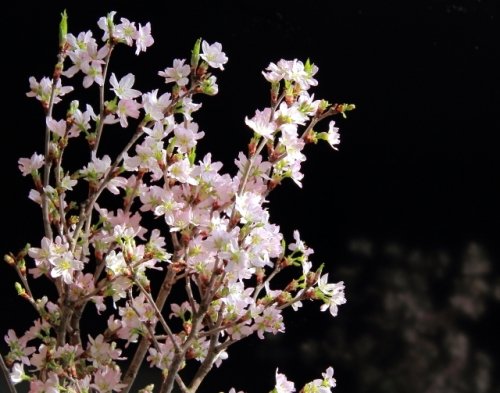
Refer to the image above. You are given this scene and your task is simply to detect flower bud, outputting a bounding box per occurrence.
[4,253,16,266]
[15,282,25,296]
[191,38,202,70]
[59,10,68,50]
[139,385,155,393]
[337,103,356,118]
[18,258,26,276]
[317,99,331,115]
[285,280,298,292]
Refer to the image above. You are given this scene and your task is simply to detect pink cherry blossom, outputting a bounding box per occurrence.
[26,76,73,104]
[326,120,340,150]
[49,251,84,284]
[9,363,25,384]
[46,117,67,138]
[80,152,112,181]
[288,229,314,257]
[97,11,117,41]
[115,18,137,46]
[134,22,154,55]
[245,107,276,139]
[9,13,352,393]
[91,365,126,392]
[142,89,171,121]
[318,276,346,317]
[201,40,228,70]
[172,123,205,153]
[110,73,141,99]
[116,98,141,127]
[18,153,44,177]
[159,58,191,86]
[253,306,285,339]
[87,334,123,367]
[275,369,296,393]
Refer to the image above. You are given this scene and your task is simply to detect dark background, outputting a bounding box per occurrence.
[1,1,498,392]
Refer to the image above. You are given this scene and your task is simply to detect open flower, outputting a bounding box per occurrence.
[201,40,228,70]
[110,73,141,99]
[245,108,276,139]
[49,251,84,284]
[159,59,191,86]
[18,153,44,177]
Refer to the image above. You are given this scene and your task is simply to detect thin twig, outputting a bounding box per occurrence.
[126,290,162,353]
[188,304,225,392]
[93,43,115,154]
[184,275,198,316]
[253,263,281,302]
[133,279,180,353]
[175,374,190,393]
[41,50,67,239]
[0,355,17,393]
[121,265,177,393]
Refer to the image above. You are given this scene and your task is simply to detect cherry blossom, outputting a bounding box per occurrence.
[142,89,172,121]
[18,153,44,177]
[245,108,276,139]
[110,73,141,99]
[201,40,228,70]
[274,369,296,393]
[116,98,141,127]
[317,276,347,317]
[80,153,112,181]
[325,120,341,150]
[115,18,137,46]
[87,334,123,366]
[91,366,127,393]
[9,363,25,385]
[26,77,73,104]
[135,22,154,55]
[97,11,118,42]
[158,58,191,86]
[5,11,355,393]
[46,117,67,138]
[288,229,314,257]
[49,251,84,284]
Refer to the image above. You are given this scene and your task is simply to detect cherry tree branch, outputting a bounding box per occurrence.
[0,355,17,393]
[93,43,115,154]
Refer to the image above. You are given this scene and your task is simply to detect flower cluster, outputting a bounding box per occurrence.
[2,10,353,393]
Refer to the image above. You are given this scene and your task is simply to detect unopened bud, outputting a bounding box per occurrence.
[256,267,265,285]
[4,254,15,266]
[18,259,26,275]
[304,130,317,144]
[196,62,209,77]
[317,99,330,115]
[271,82,280,105]
[15,282,25,296]
[285,280,298,292]
[276,291,292,305]
[139,385,155,393]
[59,10,68,50]
[191,38,202,70]
[306,271,317,287]
[105,98,118,114]
[248,138,257,156]
[68,215,79,226]
[337,103,356,118]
